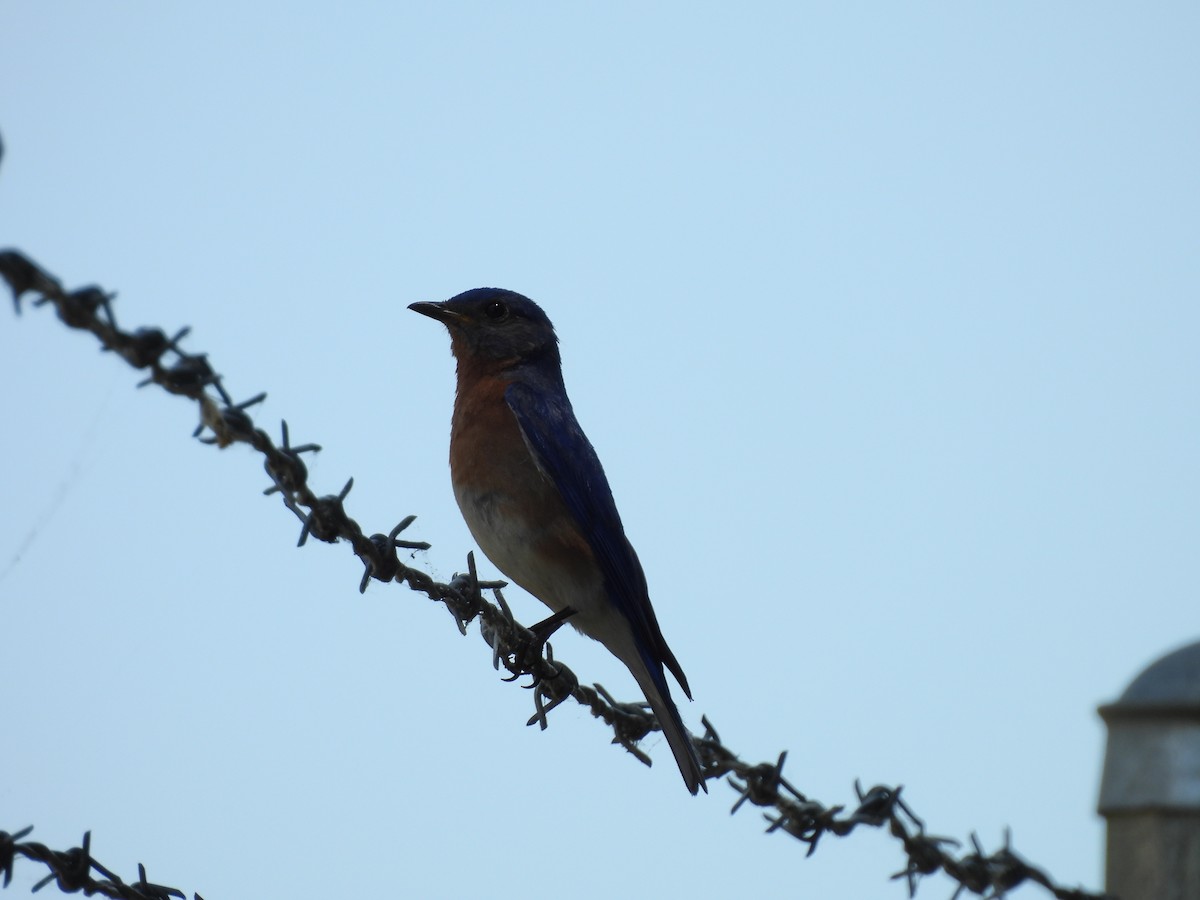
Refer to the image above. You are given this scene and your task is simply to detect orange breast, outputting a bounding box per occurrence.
[448,370,600,615]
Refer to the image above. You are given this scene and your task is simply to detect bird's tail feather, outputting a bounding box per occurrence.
[629,652,707,795]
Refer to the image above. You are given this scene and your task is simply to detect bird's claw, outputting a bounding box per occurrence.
[499,606,576,685]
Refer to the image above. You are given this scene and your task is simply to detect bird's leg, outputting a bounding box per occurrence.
[499,606,577,683]
[526,606,576,654]
[513,607,573,705]
[512,606,577,679]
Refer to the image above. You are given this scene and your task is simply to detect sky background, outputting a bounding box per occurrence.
[1,3,1197,898]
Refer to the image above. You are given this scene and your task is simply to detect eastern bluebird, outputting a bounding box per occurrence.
[410,288,705,795]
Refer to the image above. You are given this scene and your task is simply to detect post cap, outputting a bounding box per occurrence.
[1098,640,1200,814]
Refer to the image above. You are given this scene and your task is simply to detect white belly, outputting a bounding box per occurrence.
[454,482,616,640]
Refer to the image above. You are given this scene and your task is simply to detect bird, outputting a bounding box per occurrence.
[409,287,706,795]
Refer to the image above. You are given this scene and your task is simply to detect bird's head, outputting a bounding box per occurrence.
[409,288,560,367]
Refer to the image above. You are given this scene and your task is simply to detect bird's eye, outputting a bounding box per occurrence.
[484,300,509,320]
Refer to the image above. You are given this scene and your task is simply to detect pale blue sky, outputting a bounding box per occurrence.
[1,3,1197,898]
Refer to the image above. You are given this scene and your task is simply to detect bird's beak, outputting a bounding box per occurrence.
[408,301,466,325]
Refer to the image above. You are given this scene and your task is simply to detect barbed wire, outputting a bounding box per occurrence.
[0,827,196,900]
[1,247,1112,900]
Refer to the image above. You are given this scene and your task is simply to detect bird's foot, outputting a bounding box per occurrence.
[509,606,576,678]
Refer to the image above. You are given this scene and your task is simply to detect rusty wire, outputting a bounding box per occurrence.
[1,247,1112,900]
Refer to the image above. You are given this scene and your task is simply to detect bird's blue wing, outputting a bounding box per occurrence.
[505,380,691,697]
